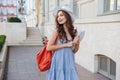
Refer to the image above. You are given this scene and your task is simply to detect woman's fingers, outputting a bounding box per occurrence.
[73,37,79,44]
[66,42,74,47]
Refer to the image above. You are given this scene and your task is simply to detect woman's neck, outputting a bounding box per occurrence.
[63,24,72,39]
[63,24,68,33]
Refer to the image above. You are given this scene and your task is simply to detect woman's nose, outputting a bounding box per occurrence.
[58,17,61,20]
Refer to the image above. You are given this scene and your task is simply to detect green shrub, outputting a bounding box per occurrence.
[0,35,6,52]
[8,17,21,22]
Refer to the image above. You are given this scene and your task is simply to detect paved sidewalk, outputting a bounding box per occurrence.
[76,64,110,80]
[5,46,110,80]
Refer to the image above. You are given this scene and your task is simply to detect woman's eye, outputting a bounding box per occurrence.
[57,14,64,18]
[60,14,63,16]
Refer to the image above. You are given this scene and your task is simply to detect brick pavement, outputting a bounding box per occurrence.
[4,46,110,80]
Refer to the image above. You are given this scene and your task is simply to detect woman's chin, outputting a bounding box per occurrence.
[58,23,62,25]
[59,22,65,25]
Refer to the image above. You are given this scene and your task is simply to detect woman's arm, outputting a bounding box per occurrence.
[46,30,73,51]
[72,36,80,53]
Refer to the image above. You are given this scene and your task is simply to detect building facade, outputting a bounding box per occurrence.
[0,0,17,22]
[38,0,120,80]
[0,0,27,22]
[25,0,37,27]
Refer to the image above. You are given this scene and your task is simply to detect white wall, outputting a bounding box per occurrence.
[40,0,120,80]
[0,23,6,35]
[0,23,26,44]
[75,22,120,76]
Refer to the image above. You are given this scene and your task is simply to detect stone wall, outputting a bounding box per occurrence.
[0,23,26,45]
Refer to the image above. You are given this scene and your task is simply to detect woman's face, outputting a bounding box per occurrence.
[57,11,67,24]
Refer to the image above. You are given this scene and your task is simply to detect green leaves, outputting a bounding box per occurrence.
[7,17,21,22]
[0,35,6,52]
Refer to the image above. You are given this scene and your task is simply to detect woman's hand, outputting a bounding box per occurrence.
[72,36,80,53]
[65,36,80,48]
[73,36,80,45]
[65,42,74,47]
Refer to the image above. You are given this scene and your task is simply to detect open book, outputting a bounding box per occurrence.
[77,29,85,41]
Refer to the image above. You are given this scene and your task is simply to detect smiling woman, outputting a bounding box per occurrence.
[46,5,80,80]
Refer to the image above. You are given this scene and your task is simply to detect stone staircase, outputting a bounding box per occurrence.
[20,27,43,46]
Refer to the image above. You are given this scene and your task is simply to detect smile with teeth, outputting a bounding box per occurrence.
[59,19,63,22]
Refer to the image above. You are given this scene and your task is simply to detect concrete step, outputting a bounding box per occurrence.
[27,31,41,33]
[20,39,43,45]
[8,43,44,46]
[27,27,41,38]
[19,42,43,46]
[27,34,41,37]
[19,27,43,46]
[27,28,40,32]
[20,42,43,45]
[22,40,42,43]
[27,27,39,29]
[26,37,42,41]
[26,39,42,41]
[27,29,40,32]
[27,37,41,40]
[27,26,40,28]
[25,38,42,40]
[27,32,41,34]
[27,31,41,35]
[27,29,40,33]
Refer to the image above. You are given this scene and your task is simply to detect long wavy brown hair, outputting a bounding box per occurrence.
[55,10,77,43]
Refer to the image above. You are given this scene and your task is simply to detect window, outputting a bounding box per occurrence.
[73,0,79,18]
[13,0,17,6]
[2,8,7,15]
[55,0,60,14]
[117,0,120,10]
[56,0,60,7]
[98,0,120,15]
[104,0,120,13]
[98,55,116,80]
[110,60,116,77]
[2,0,7,6]
[73,3,79,18]
[0,0,2,5]
[99,57,107,72]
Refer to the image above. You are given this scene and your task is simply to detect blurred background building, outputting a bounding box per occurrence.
[0,0,29,22]
[0,0,17,22]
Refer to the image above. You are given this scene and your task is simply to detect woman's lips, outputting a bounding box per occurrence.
[59,20,62,22]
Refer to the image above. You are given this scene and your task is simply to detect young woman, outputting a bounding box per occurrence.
[46,6,80,80]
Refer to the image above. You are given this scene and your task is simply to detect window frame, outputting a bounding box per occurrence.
[73,1,79,18]
[73,0,80,19]
[98,55,116,80]
[97,0,120,16]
